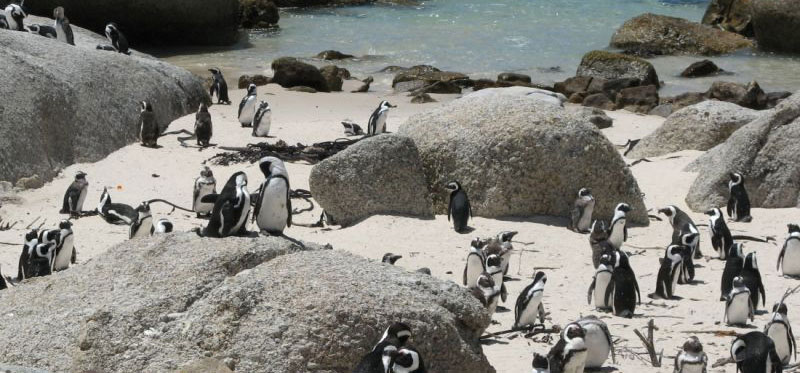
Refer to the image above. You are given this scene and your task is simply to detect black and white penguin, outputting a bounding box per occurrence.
[706,207,733,260]
[139,101,158,147]
[17,229,38,280]
[194,103,212,147]
[496,231,517,275]
[674,336,707,373]
[26,24,56,38]
[659,205,702,259]
[53,7,74,45]
[547,323,588,373]
[28,240,56,278]
[486,254,507,302]
[463,239,485,289]
[382,253,402,264]
[569,188,595,233]
[730,331,782,373]
[60,171,88,216]
[3,3,25,31]
[604,250,640,318]
[373,322,411,351]
[48,220,76,271]
[129,202,153,239]
[208,68,231,104]
[778,224,800,277]
[391,347,426,373]
[151,218,173,235]
[577,316,615,369]
[97,188,138,225]
[193,166,217,218]
[252,101,272,137]
[0,15,8,29]
[607,203,631,250]
[252,156,291,235]
[742,252,766,310]
[589,220,614,269]
[532,353,550,373]
[367,100,395,135]
[342,120,364,136]
[765,302,796,365]
[445,181,472,233]
[354,341,398,373]
[677,231,699,285]
[651,244,683,300]
[104,23,130,54]
[200,171,251,238]
[238,84,258,127]
[514,271,547,328]
[725,276,754,326]
[728,172,752,222]
[471,272,500,315]
[721,242,745,301]
[587,253,614,310]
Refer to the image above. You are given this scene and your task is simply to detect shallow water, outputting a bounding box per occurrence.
[152,0,800,95]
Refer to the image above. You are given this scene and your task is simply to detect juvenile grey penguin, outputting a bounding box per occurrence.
[730,331,782,373]
[193,166,217,218]
[139,101,159,147]
[252,101,272,137]
[392,347,426,373]
[607,203,631,250]
[674,336,707,373]
[577,316,615,369]
[129,202,153,239]
[60,171,88,216]
[570,188,595,233]
[252,156,291,235]
[463,239,486,289]
[728,172,752,222]
[238,84,258,127]
[721,243,745,301]
[53,7,74,45]
[725,276,754,326]
[3,3,25,31]
[194,103,212,147]
[706,207,733,260]
[589,220,614,268]
[764,302,796,365]
[151,218,173,234]
[650,244,683,300]
[547,323,588,373]
[199,171,251,238]
[208,68,231,104]
[604,250,640,318]
[514,271,547,328]
[101,23,130,54]
[778,224,800,277]
[588,253,614,310]
[445,181,472,233]
[367,100,395,135]
[741,252,766,311]
[382,253,402,264]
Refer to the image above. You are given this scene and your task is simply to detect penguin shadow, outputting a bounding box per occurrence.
[683,280,707,286]
[479,338,509,346]
[494,215,568,228]
[140,144,164,149]
[495,306,512,313]
[586,368,618,373]
[754,309,769,316]
[456,226,476,234]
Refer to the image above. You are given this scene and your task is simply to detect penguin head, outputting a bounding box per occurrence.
[136,201,151,215]
[531,353,549,370]
[578,187,592,198]
[598,253,614,269]
[730,336,748,362]
[53,6,65,20]
[477,272,495,289]
[485,254,502,269]
[657,205,676,221]
[497,231,517,243]
[75,171,87,180]
[683,336,703,354]
[378,100,396,110]
[590,220,607,237]
[470,237,485,250]
[208,67,221,76]
[24,229,38,243]
[258,156,286,178]
[732,276,745,288]
[728,242,744,259]
[563,322,585,341]
[392,347,423,373]
[6,4,25,23]
[614,250,630,269]
[0,18,8,29]
[105,23,119,38]
[744,252,758,270]
[445,181,461,193]
[788,224,800,234]
[382,322,412,347]
[729,172,743,185]
[200,166,213,178]
[773,302,788,316]
[140,101,153,112]
[247,84,257,96]
[532,271,547,290]
[615,203,631,214]
[58,220,72,230]
[382,253,402,264]
[704,208,721,217]
[198,103,208,113]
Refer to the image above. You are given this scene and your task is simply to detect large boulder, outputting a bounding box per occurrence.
[752,0,800,53]
[26,0,240,45]
[610,13,754,55]
[240,0,280,29]
[702,0,755,36]
[576,50,659,88]
[686,92,800,211]
[309,135,434,226]
[0,28,208,185]
[706,81,767,110]
[629,101,760,158]
[392,65,469,90]
[0,233,493,372]
[465,86,566,107]
[270,57,330,92]
[615,85,659,113]
[398,92,648,225]
[319,65,350,92]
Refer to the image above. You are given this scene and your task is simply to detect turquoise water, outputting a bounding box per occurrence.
[155,0,800,95]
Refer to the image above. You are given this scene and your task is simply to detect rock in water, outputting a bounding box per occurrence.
[752,0,800,53]
[309,135,433,226]
[319,65,349,92]
[398,90,648,225]
[576,50,660,88]
[315,50,355,60]
[681,60,722,78]
[497,72,532,84]
[392,65,469,90]
[706,81,767,110]
[270,57,330,92]
[240,0,280,28]
[629,101,760,158]
[702,0,755,36]
[0,233,493,372]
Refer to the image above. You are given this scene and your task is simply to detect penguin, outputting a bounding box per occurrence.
[17,229,38,281]
[50,220,76,271]
[471,272,500,315]
[706,207,733,260]
[730,331,783,373]
[569,188,595,233]
[589,220,614,268]
[0,265,7,290]
[677,232,699,285]
[486,254,507,302]
[0,15,8,29]
[587,253,615,310]
[200,171,251,238]
[342,120,364,136]
[547,323,588,373]
[252,101,272,137]
[382,253,402,264]
[674,336,707,373]
[607,203,631,250]
[367,100,395,135]
[252,157,291,235]
[28,240,56,278]
[604,250,640,318]
[194,103,212,147]
[151,218,173,235]
[532,353,550,373]
[577,316,615,369]
[139,101,159,147]
[3,3,25,31]
[391,347,426,373]
[496,231,517,275]
[104,23,130,55]
[741,252,766,310]
[238,84,258,127]
[193,166,217,218]
[721,243,745,301]
[728,172,752,222]
[60,171,88,216]
[778,224,800,277]
[26,24,57,38]
[725,276,754,326]
[514,271,547,328]
[208,68,231,104]
[353,341,398,373]
[53,7,74,45]
[97,188,137,225]
[129,202,153,239]
[651,244,683,300]
[659,205,703,259]
[445,181,472,233]
[373,322,411,351]
[463,240,486,289]
[765,302,796,365]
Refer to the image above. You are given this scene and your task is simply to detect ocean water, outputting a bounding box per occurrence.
[154,0,800,95]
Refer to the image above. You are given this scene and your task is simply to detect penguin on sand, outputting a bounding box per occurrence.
[659,205,703,259]
[728,172,752,222]
[569,187,595,233]
[238,84,258,127]
[607,203,631,250]
[589,220,614,269]
[725,276,754,326]
[194,103,212,147]
[777,224,800,277]
[129,202,153,239]
[706,207,733,260]
[367,100,396,135]
[193,166,217,218]
[139,101,159,147]
[587,253,614,310]
[26,24,57,38]
[730,331,783,373]
[252,101,272,137]
[208,68,231,104]
[17,229,38,280]
[445,181,472,233]
[514,271,547,328]
[96,188,138,225]
[53,7,74,45]
[496,230,517,275]
[198,171,251,238]
[100,23,130,54]
[764,302,796,365]
[463,239,486,289]
[471,272,501,316]
[485,254,507,302]
[674,336,707,373]
[45,220,76,271]
[721,243,746,301]
[577,316,615,369]
[60,171,88,217]
[252,156,291,235]
[741,252,766,311]
[547,322,588,373]
[604,250,640,318]
[650,244,683,300]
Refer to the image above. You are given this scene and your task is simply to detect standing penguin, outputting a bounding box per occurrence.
[496,231,517,275]
[445,181,472,233]
[677,232,699,285]
[674,336,707,373]
[139,101,159,147]
[391,348,426,373]
[570,188,595,233]
[252,157,291,235]
[730,331,783,373]
[577,316,615,369]
[151,218,173,234]
[547,323,588,373]
[778,224,800,277]
[485,254,507,302]
[463,240,486,289]
[208,68,231,104]
[367,100,395,135]
[765,302,796,365]
[706,208,733,260]
[60,171,88,216]
[725,276,754,326]
[741,252,766,310]
[607,203,631,250]
[588,253,615,310]
[200,172,251,238]
[589,220,614,268]
[650,244,683,300]
[659,205,703,259]
[28,241,56,278]
[353,341,398,373]
[129,202,153,239]
[3,3,25,31]
[728,172,752,222]
[194,103,212,147]
[193,166,217,218]
[51,220,76,271]
[604,250,640,318]
[471,272,501,316]
[252,101,272,137]
[104,23,130,54]
[238,84,258,127]
[53,7,74,45]
[514,271,547,328]
[17,229,38,281]
[721,243,745,301]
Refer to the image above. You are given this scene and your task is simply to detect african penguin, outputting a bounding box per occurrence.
[731,331,783,373]
[138,101,159,147]
[471,272,500,316]
[532,353,550,373]
[706,207,733,260]
[0,15,8,29]
[650,244,683,300]
[721,243,745,301]
[17,229,38,280]
[496,231,517,275]
[446,181,472,233]
[382,253,402,264]
[486,254,507,302]
[589,220,614,269]
[28,240,56,278]
[104,23,130,54]
[60,171,88,216]
[253,156,291,235]
[570,188,595,233]
[765,302,796,365]
[587,253,614,310]
[238,84,258,127]
[659,205,703,259]
[194,103,212,147]
[373,322,411,351]
[129,202,153,239]
[252,101,272,137]
[200,171,251,238]
[367,100,395,135]
[463,239,486,289]
[97,188,138,226]
[0,265,7,290]
[728,172,752,222]
[3,3,25,31]
[778,224,800,277]
[342,120,364,136]
[742,252,766,310]
[514,271,547,328]
[26,24,56,38]
[607,203,631,250]
[547,322,588,373]
[51,220,75,271]
[193,166,217,218]
[604,250,640,318]
[392,347,426,373]
[53,7,74,45]
[674,336,707,373]
[725,276,754,326]
[151,218,173,235]
[577,316,615,369]
[208,68,231,104]
[354,341,398,373]
[677,232,699,285]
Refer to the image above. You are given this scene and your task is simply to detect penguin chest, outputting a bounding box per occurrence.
[563,346,588,373]
[465,255,483,289]
[517,292,542,327]
[194,184,216,215]
[767,323,791,363]
[670,263,681,293]
[253,112,272,137]
[726,293,751,325]
[783,241,800,275]
[373,112,387,134]
[231,192,251,233]
[52,234,73,271]
[131,216,153,239]
[608,221,625,248]
[256,181,289,232]
[594,272,612,309]
[239,98,256,125]
[582,325,610,368]
[76,187,87,211]
[577,204,594,231]
[679,361,705,373]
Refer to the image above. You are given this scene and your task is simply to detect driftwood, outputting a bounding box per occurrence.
[208,138,362,166]
[633,319,662,367]
[0,217,16,231]
[480,323,560,340]
[682,329,738,337]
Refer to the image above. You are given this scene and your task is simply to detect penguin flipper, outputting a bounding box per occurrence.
[500,283,507,303]
[603,281,614,308]
[462,263,468,286]
[778,241,787,272]
[201,194,219,204]
[758,278,766,307]
[634,277,641,304]
[286,187,292,228]
[71,247,77,264]
[727,197,734,218]
[538,302,545,324]
[587,277,596,305]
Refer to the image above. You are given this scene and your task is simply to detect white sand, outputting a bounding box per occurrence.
[1,82,797,373]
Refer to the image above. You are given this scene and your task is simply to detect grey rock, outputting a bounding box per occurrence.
[270,57,330,92]
[15,174,44,190]
[686,91,800,211]
[315,50,354,60]
[629,101,760,158]
[411,93,437,104]
[175,358,233,373]
[680,60,722,78]
[649,103,675,118]
[309,135,434,226]
[702,0,755,36]
[238,74,271,89]
[394,79,427,93]
[319,65,349,92]
[554,76,594,97]
[398,94,648,225]
[706,80,767,109]
[465,87,566,107]
[582,93,616,111]
[752,0,800,53]
[576,50,659,88]
[351,76,374,93]
[497,72,532,84]
[240,0,280,28]
[287,86,318,93]
[616,85,659,113]
[766,91,792,109]
[566,106,614,129]
[601,77,641,98]
[392,65,469,89]
[662,92,709,111]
